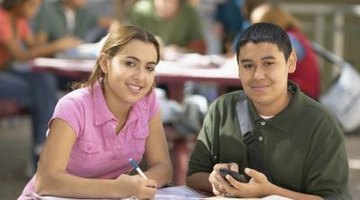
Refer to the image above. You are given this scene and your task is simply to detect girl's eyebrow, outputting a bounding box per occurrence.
[124,56,140,62]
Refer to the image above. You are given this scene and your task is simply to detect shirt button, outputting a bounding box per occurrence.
[259,136,264,141]
[260,121,266,126]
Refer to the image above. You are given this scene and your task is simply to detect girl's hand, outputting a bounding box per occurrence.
[116,174,158,199]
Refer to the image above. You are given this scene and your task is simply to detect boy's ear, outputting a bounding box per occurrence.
[99,53,109,74]
[287,51,297,73]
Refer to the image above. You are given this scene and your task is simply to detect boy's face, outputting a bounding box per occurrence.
[238,42,296,109]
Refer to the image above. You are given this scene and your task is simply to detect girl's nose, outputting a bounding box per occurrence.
[132,67,145,80]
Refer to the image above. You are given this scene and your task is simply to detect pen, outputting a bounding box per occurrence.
[129,158,148,179]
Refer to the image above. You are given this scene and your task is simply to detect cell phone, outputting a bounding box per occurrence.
[219,168,248,183]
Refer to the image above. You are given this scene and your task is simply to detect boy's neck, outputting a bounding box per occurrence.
[254,91,292,116]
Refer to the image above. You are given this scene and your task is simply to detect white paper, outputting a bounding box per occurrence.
[155,185,206,199]
[27,185,206,200]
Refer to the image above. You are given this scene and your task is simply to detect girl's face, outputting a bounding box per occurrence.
[19,0,41,19]
[100,39,158,106]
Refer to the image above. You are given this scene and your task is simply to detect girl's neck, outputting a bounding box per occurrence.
[101,79,132,120]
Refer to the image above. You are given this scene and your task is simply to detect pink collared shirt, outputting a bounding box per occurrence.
[19,81,159,198]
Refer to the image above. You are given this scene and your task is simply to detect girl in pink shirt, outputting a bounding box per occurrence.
[19,25,173,199]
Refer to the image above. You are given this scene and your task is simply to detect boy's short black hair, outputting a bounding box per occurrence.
[235,22,292,63]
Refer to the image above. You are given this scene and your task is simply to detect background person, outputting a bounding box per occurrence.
[32,0,112,44]
[130,0,206,55]
[0,0,79,175]
[32,0,113,91]
[130,0,211,104]
[186,22,351,199]
[213,0,248,57]
[18,25,173,200]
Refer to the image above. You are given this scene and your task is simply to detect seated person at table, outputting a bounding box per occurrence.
[186,22,351,199]
[31,0,113,91]
[130,0,212,121]
[213,0,248,56]
[0,0,79,175]
[32,0,112,44]
[129,0,206,55]
[19,25,172,200]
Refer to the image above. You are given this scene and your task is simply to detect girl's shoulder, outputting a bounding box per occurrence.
[62,87,91,100]
[57,87,93,109]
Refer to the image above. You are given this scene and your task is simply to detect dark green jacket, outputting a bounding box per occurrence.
[188,82,351,199]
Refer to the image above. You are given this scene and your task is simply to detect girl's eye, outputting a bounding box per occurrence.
[125,61,136,67]
[146,66,155,72]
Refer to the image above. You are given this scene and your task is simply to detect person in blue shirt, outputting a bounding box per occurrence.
[213,0,248,56]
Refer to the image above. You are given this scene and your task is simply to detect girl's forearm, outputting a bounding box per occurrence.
[35,172,126,198]
[145,162,173,187]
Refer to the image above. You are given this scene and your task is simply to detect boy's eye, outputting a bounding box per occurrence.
[264,62,273,66]
[243,63,253,68]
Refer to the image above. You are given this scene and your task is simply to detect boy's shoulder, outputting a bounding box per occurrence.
[214,90,246,104]
[208,90,246,113]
